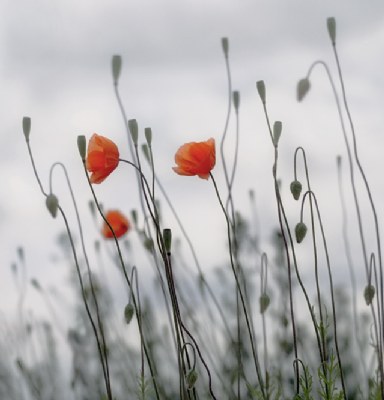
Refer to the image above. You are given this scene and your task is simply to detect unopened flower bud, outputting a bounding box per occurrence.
[186,369,198,390]
[233,91,240,111]
[128,119,138,145]
[46,194,59,218]
[77,135,86,160]
[144,127,152,146]
[256,80,266,104]
[163,228,172,254]
[295,222,307,243]
[31,278,41,291]
[141,144,150,162]
[259,293,270,314]
[131,209,138,225]
[22,117,31,141]
[297,78,311,102]
[273,121,282,147]
[124,303,134,324]
[327,17,336,45]
[364,284,375,305]
[112,55,122,85]
[290,180,302,200]
[221,37,229,57]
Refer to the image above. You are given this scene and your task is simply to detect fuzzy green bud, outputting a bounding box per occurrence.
[256,80,266,104]
[144,127,152,146]
[297,78,311,102]
[22,117,31,141]
[327,17,336,45]
[221,37,229,57]
[112,55,122,85]
[124,303,134,324]
[290,180,302,200]
[273,121,282,147]
[233,91,240,111]
[186,369,198,390]
[364,284,375,305]
[163,228,172,254]
[295,222,307,244]
[259,293,270,314]
[128,119,138,145]
[77,135,86,160]
[46,194,59,218]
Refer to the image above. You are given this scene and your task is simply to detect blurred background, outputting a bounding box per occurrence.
[1,0,384,397]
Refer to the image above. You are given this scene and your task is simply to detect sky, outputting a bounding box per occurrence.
[1,0,384,364]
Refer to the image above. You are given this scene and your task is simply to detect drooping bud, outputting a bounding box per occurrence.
[77,135,86,160]
[297,78,311,102]
[128,119,138,145]
[295,222,307,244]
[124,303,134,324]
[273,121,282,147]
[221,37,229,57]
[256,80,266,104]
[185,369,198,390]
[364,284,375,305]
[163,228,172,254]
[144,127,152,146]
[233,91,240,112]
[46,194,59,218]
[327,17,336,45]
[112,55,122,85]
[259,293,270,314]
[22,117,31,141]
[290,180,302,200]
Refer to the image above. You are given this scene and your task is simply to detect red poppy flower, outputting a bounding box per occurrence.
[102,210,130,239]
[86,134,119,184]
[172,138,215,179]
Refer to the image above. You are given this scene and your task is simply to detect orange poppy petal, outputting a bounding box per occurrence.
[86,134,120,184]
[173,138,215,178]
[102,210,130,239]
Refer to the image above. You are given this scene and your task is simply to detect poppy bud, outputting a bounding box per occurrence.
[46,194,59,218]
[144,127,152,146]
[256,80,266,104]
[128,119,138,145]
[112,55,122,85]
[31,278,41,291]
[273,121,282,147]
[290,180,302,200]
[295,222,307,243]
[144,237,154,252]
[297,78,311,102]
[327,17,336,45]
[77,135,86,160]
[22,116,31,141]
[163,228,172,254]
[259,293,270,314]
[186,369,198,390]
[141,144,150,162]
[233,91,240,111]
[131,209,138,226]
[364,284,375,305]
[124,303,134,324]
[221,37,229,57]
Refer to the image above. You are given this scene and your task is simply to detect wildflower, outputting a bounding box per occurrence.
[102,210,130,239]
[86,134,119,184]
[173,138,215,180]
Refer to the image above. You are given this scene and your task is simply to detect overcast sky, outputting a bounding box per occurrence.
[1,0,384,344]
